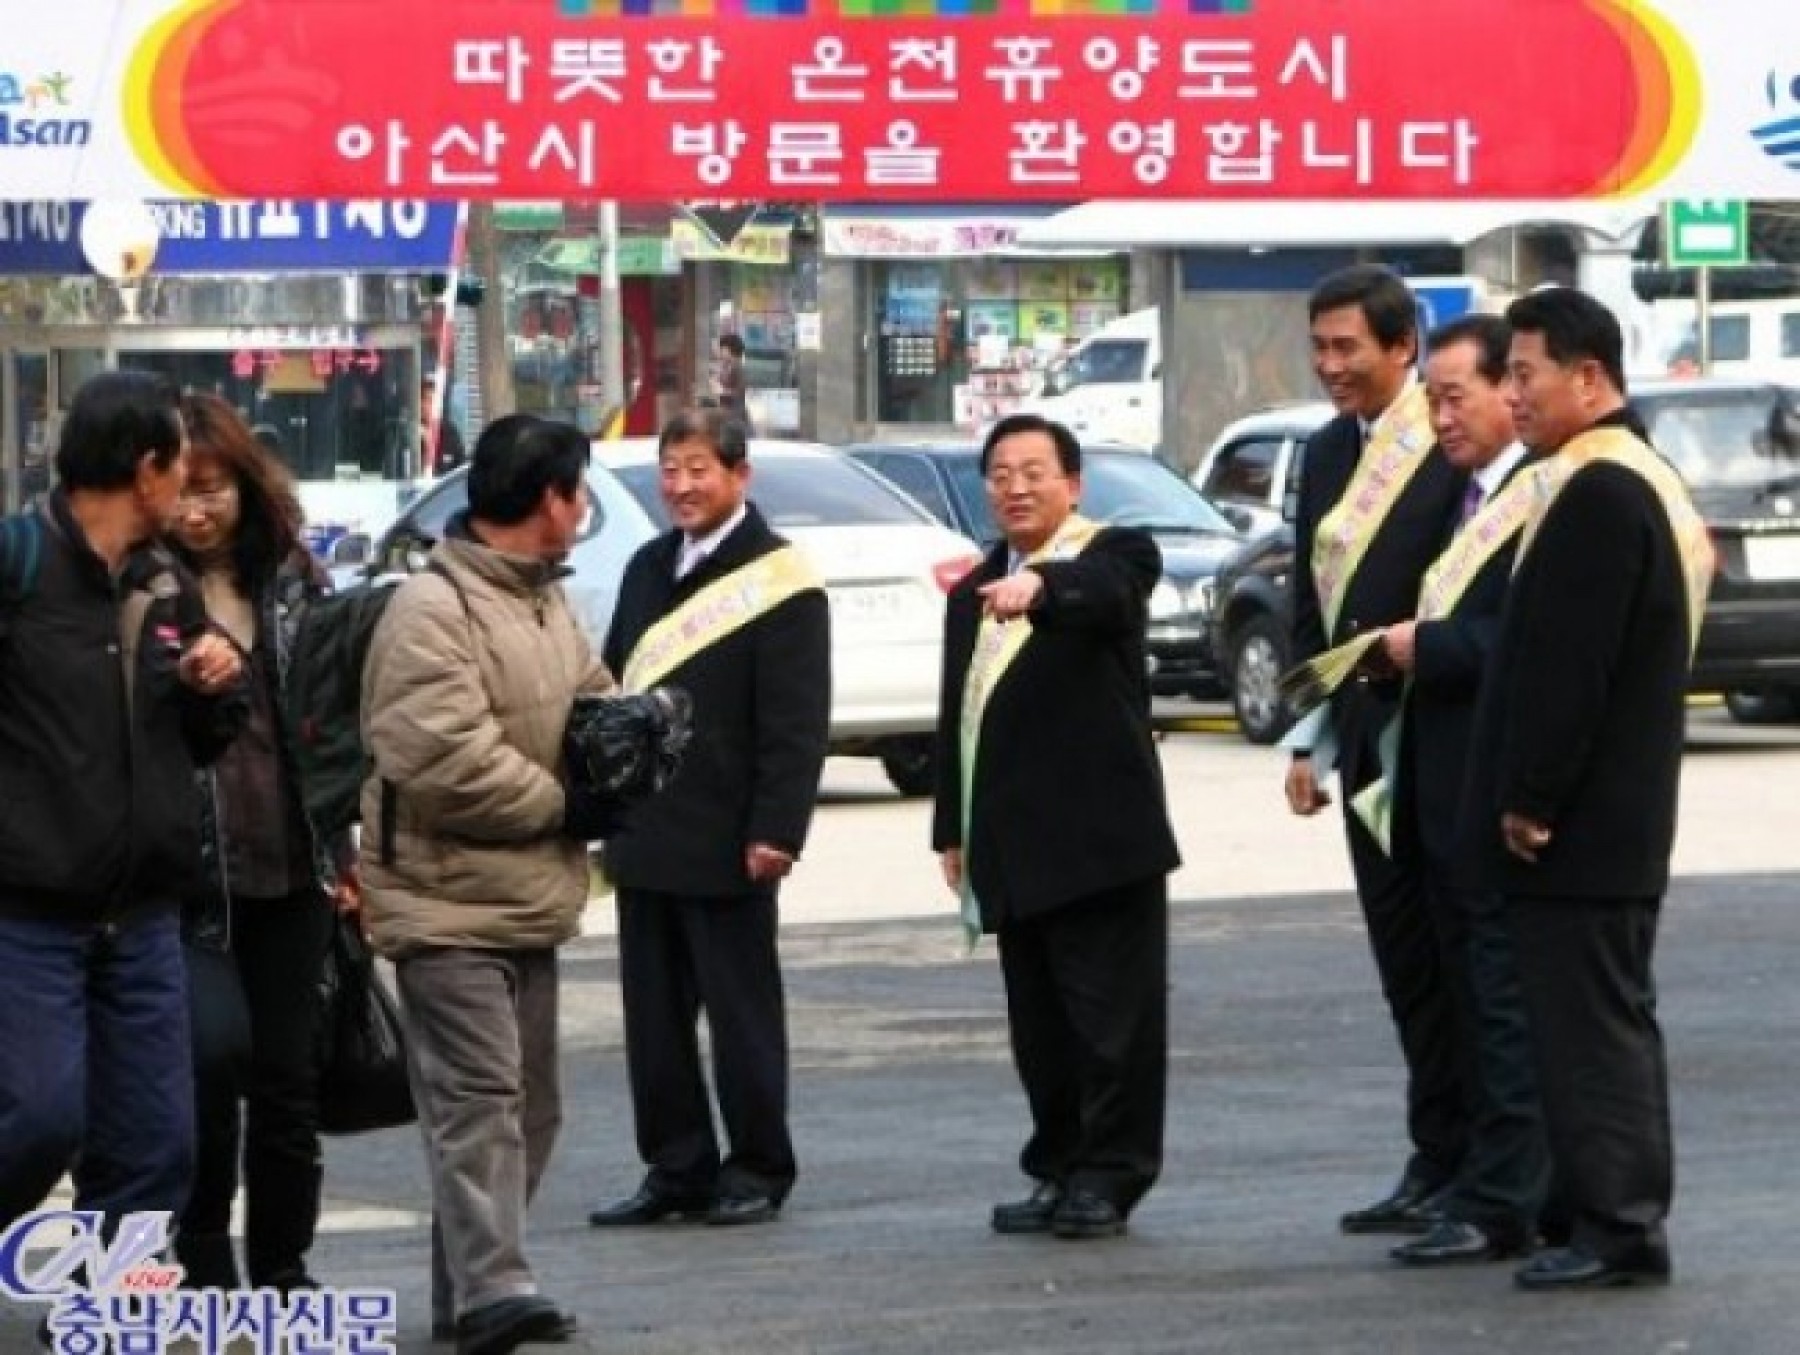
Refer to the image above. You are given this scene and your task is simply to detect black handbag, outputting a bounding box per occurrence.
[316,913,416,1135]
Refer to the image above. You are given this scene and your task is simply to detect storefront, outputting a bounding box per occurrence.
[0,201,454,537]
[821,207,1130,435]
[499,203,690,437]
[674,212,814,437]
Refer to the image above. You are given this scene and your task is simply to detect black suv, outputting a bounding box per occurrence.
[1633,378,1800,721]
[1208,378,1800,741]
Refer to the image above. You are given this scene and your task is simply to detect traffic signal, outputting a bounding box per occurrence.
[422,273,487,307]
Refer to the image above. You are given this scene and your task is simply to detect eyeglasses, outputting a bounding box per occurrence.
[177,484,238,511]
[984,467,1067,492]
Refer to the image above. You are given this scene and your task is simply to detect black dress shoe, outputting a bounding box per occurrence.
[587,1184,713,1226]
[455,1295,577,1355]
[1391,1220,1527,1266]
[707,1192,781,1226]
[1051,1190,1127,1240]
[991,1180,1063,1235]
[1514,1245,1671,1291]
[1339,1180,1442,1235]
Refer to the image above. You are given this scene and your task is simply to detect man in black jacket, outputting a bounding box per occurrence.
[934,413,1180,1241]
[1375,316,1549,1268]
[0,371,246,1240]
[1284,266,1470,1233]
[588,408,830,1229]
[1464,287,1712,1290]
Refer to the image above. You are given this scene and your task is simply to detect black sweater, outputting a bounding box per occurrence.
[601,505,831,898]
[1461,425,1695,898]
[0,495,246,923]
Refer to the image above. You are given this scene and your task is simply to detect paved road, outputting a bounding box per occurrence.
[6,706,1796,1353]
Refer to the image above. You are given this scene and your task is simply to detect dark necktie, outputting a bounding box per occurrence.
[1459,480,1484,526]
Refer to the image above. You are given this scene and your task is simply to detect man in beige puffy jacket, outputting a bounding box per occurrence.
[361,413,612,1355]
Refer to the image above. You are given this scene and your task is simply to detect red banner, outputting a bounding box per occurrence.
[128,0,1695,200]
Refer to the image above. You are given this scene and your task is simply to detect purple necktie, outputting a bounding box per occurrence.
[1459,480,1484,525]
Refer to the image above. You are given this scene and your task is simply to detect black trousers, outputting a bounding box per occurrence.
[996,877,1167,1215]
[616,888,795,1201]
[1508,894,1673,1264]
[181,891,333,1286]
[1424,870,1548,1241]
[1339,699,1466,1191]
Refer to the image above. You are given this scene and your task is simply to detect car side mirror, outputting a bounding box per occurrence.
[328,532,372,568]
[1219,504,1254,533]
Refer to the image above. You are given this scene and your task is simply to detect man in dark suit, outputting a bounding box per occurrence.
[1284,266,1470,1233]
[1375,316,1550,1268]
[933,413,1180,1241]
[587,408,830,1229]
[1464,287,1712,1290]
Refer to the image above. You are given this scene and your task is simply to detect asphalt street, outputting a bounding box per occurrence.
[4,708,1797,1354]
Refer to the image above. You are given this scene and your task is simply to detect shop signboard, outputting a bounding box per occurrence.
[0,200,459,274]
[1,1,1796,201]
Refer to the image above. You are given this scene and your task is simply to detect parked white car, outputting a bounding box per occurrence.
[1189,401,1335,537]
[594,439,982,794]
[344,439,981,796]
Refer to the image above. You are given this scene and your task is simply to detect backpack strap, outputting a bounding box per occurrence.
[0,512,45,642]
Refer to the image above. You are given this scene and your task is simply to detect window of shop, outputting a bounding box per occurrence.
[874,257,1129,428]
[119,346,421,483]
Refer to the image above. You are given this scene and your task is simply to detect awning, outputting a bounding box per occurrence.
[1014,201,1661,251]
[531,236,678,277]
[821,204,1087,259]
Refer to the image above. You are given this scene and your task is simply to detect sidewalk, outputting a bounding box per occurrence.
[30,871,1779,1355]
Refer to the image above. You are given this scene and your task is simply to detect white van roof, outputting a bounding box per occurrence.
[1085,307,1158,341]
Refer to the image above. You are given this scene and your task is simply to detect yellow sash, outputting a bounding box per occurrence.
[1417,464,1537,622]
[1516,426,1715,656]
[1346,465,1539,852]
[1350,427,1716,854]
[956,514,1101,944]
[1311,383,1436,637]
[621,544,821,694]
[1282,449,1536,715]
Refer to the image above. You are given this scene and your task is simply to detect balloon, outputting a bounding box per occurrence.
[79,202,161,282]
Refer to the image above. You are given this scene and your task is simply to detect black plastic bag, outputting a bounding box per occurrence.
[316,913,416,1135]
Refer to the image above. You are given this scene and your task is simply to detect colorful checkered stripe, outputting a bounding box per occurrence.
[559,0,1249,16]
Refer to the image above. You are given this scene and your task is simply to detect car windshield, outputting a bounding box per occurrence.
[1080,455,1236,534]
[613,452,933,530]
[937,452,1232,543]
[1052,339,1148,393]
[1633,387,1800,489]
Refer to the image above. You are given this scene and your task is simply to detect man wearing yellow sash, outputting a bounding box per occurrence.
[1370,316,1550,1271]
[1463,288,1713,1292]
[1284,265,1471,1235]
[588,409,830,1231]
[932,414,1179,1241]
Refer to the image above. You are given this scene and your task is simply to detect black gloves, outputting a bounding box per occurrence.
[561,686,696,841]
[562,783,625,843]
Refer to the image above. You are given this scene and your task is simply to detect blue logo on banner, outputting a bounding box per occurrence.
[1752,70,1800,172]
[0,201,459,275]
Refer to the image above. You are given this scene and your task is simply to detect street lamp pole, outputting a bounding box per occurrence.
[598,200,626,435]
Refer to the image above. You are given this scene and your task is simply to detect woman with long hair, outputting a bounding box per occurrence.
[167,392,354,1294]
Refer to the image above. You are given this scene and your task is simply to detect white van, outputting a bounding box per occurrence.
[1660,299,1800,382]
[1018,307,1161,450]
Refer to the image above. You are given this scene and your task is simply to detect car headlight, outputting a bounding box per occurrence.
[1149,580,1183,620]
[1192,578,1217,618]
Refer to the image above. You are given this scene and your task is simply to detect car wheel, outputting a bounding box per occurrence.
[1231,614,1293,745]
[879,736,936,798]
[1724,687,1799,725]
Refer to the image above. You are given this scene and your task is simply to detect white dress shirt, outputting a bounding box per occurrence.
[676,503,748,580]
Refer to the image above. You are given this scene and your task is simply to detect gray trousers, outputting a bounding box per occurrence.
[395,946,561,1322]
